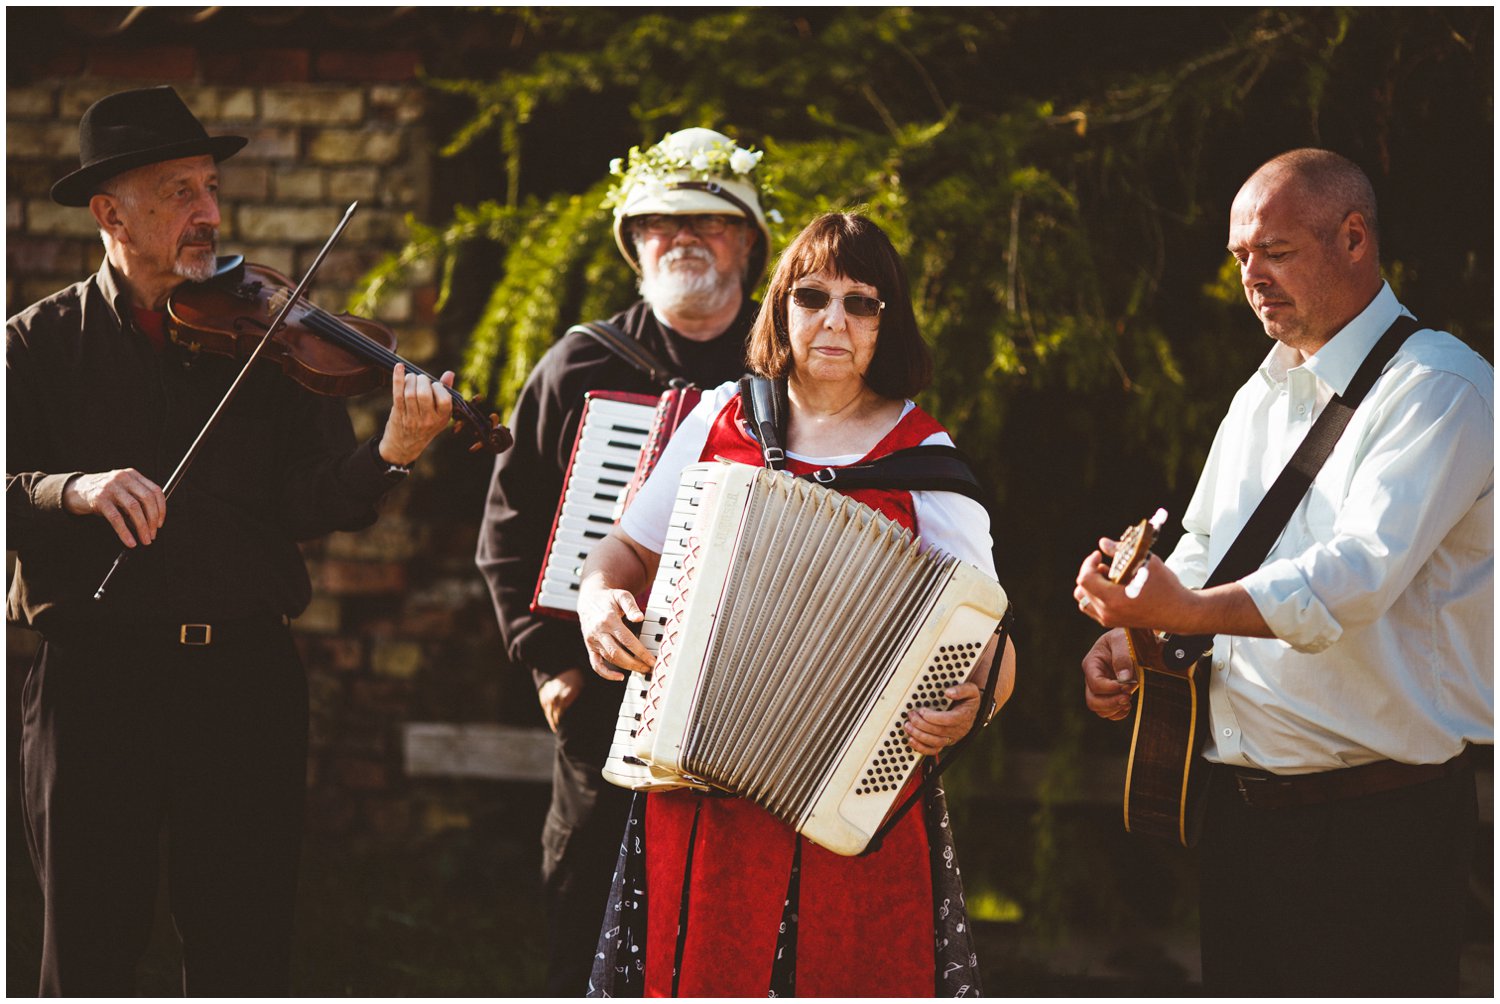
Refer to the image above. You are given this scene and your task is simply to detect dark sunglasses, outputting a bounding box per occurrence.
[788,287,885,318]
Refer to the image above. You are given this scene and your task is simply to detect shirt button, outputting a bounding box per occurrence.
[1297,404,1308,416]
[1222,728,1233,737]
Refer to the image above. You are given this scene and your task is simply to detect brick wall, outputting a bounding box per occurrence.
[6,40,526,844]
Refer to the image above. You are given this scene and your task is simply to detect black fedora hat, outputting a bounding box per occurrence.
[50,86,247,207]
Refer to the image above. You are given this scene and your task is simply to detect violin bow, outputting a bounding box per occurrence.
[94,202,359,601]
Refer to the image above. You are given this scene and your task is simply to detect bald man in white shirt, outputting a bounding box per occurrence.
[1074,148,1492,995]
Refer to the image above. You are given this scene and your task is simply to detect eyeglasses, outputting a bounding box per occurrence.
[632,214,745,237]
[788,286,885,319]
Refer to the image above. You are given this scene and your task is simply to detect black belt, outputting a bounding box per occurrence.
[49,614,290,648]
[1223,753,1470,809]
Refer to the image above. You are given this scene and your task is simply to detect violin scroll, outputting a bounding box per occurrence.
[450,395,513,454]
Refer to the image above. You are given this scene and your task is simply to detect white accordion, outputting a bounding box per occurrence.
[603,460,1009,856]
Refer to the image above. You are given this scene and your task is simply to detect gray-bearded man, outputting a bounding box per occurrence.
[475,129,772,995]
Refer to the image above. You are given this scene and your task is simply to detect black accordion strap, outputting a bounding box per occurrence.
[1159,314,1420,671]
[738,375,990,507]
[861,606,1015,856]
[798,445,991,510]
[737,375,789,470]
[569,320,682,389]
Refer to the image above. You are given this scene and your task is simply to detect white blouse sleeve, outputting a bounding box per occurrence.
[910,430,997,578]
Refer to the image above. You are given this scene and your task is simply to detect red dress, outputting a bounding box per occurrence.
[643,395,950,997]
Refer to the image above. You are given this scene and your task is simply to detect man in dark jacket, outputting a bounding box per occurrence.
[7,86,458,995]
[475,128,772,994]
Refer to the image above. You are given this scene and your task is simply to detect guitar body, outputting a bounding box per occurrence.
[1106,512,1211,846]
[1122,627,1209,845]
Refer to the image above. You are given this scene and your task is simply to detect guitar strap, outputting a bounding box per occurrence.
[1159,314,1421,671]
[568,320,685,390]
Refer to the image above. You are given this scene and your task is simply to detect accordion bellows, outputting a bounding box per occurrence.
[604,461,1008,856]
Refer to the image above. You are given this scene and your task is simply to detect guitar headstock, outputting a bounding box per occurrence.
[1108,508,1168,585]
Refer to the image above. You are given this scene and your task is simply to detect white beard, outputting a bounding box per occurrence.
[173,227,219,283]
[639,246,740,318]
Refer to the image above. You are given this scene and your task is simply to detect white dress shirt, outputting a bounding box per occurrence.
[1166,283,1493,773]
[619,382,996,577]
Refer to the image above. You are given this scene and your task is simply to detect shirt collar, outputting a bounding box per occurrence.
[1256,281,1407,395]
[93,257,132,330]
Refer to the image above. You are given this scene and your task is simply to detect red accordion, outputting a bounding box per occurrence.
[530,386,701,619]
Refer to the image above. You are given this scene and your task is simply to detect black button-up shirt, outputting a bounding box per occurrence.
[7,260,395,632]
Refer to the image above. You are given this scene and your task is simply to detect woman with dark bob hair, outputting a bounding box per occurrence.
[578,212,1015,997]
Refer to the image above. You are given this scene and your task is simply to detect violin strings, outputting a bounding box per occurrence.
[299,306,486,426]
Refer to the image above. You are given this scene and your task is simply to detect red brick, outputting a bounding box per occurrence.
[332,756,387,791]
[315,50,422,83]
[313,636,366,673]
[399,605,456,638]
[299,248,380,286]
[350,679,413,716]
[89,47,198,81]
[6,236,85,277]
[312,558,407,596]
[203,49,311,85]
[362,798,413,837]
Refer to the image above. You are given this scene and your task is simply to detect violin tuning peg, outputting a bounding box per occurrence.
[468,440,484,453]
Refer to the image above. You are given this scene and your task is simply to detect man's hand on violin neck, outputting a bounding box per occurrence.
[62,468,166,548]
[377,363,456,467]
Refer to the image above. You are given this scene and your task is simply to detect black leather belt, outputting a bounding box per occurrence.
[1225,753,1469,809]
[49,614,291,648]
[157,615,291,647]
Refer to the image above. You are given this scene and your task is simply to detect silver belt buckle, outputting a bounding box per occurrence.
[179,623,212,646]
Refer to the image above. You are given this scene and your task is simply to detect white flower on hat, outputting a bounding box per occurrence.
[609,157,624,175]
[690,151,712,171]
[729,147,761,175]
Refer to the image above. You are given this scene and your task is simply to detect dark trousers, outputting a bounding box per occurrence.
[19,623,308,996]
[541,674,633,996]
[1199,759,1477,995]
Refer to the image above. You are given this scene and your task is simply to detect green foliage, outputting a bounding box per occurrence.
[359,5,1492,940]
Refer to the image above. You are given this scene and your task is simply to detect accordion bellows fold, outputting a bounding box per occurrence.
[603,461,1009,856]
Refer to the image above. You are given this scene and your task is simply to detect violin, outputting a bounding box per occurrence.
[164,257,512,454]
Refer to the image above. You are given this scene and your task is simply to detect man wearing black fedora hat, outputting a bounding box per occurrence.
[8,85,455,995]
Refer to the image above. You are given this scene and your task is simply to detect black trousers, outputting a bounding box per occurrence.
[19,622,308,996]
[1198,759,1477,995]
[540,673,633,996]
